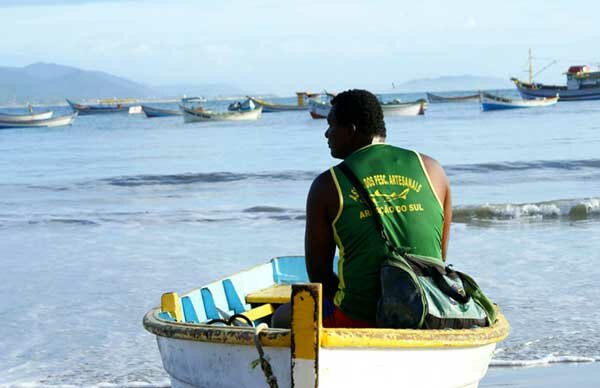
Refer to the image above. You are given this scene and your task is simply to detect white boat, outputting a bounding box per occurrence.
[180,105,262,122]
[308,99,331,119]
[143,256,509,388]
[381,99,427,116]
[128,105,143,114]
[0,112,77,129]
[249,92,314,112]
[480,92,559,111]
[0,110,53,122]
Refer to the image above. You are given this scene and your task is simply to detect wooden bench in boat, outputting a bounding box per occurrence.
[245,284,292,305]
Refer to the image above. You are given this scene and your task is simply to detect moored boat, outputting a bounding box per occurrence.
[66,99,133,115]
[0,109,53,122]
[381,99,427,116]
[480,92,558,111]
[180,104,262,122]
[249,92,313,112]
[143,256,509,388]
[0,111,77,129]
[511,49,600,101]
[141,105,182,118]
[426,92,480,103]
[308,99,331,119]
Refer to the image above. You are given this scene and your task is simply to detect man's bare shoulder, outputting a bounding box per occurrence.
[307,169,339,220]
[419,153,448,181]
[309,169,336,198]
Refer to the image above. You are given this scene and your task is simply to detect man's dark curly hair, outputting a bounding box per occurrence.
[330,89,386,138]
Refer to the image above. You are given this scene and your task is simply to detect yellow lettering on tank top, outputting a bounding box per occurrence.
[352,173,426,220]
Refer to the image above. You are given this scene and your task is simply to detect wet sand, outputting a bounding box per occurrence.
[481,362,600,387]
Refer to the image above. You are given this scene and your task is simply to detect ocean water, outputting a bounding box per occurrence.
[1,94,599,386]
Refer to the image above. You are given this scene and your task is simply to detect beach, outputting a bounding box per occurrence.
[1,94,599,386]
[483,362,600,387]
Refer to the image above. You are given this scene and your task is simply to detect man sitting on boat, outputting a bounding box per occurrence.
[274,89,452,328]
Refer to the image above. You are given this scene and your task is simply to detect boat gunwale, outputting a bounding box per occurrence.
[143,307,509,349]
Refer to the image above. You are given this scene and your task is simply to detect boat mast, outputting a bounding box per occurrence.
[528,48,533,83]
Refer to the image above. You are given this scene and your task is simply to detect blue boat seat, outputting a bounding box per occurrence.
[181,296,200,323]
[222,279,247,314]
[200,287,221,320]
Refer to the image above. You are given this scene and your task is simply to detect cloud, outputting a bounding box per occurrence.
[464,17,478,29]
[130,44,151,56]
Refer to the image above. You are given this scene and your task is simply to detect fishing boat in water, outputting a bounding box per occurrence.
[249,92,314,112]
[143,256,509,388]
[381,99,427,116]
[0,109,53,122]
[180,104,262,122]
[426,92,480,103]
[0,111,77,129]
[480,92,558,111]
[308,99,331,119]
[511,49,600,101]
[66,99,133,115]
[141,105,182,118]
[228,98,257,112]
[512,65,600,101]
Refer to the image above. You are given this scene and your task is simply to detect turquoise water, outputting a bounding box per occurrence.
[1,95,599,385]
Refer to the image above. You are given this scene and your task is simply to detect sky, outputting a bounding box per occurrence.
[0,0,599,94]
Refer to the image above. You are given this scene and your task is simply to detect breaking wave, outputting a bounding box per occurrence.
[101,170,319,187]
[445,158,600,175]
[491,355,599,367]
[454,197,600,222]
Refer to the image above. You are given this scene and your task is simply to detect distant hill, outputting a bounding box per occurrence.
[392,75,513,93]
[0,62,159,104]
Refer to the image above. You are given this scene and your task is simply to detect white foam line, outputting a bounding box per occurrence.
[491,355,600,367]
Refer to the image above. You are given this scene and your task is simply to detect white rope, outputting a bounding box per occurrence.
[253,323,278,388]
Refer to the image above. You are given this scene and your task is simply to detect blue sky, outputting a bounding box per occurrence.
[0,0,598,94]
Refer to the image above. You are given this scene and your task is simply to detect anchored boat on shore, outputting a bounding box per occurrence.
[480,92,558,111]
[143,256,509,388]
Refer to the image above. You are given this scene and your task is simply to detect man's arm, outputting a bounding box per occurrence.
[420,154,452,260]
[305,170,339,298]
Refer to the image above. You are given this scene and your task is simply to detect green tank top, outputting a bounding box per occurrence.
[330,144,444,323]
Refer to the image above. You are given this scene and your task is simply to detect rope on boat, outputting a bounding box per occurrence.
[253,323,278,388]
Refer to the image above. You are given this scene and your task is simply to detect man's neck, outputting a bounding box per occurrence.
[346,136,386,157]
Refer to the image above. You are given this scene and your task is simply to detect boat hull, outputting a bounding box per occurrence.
[143,256,509,388]
[150,325,496,388]
[513,79,600,101]
[250,97,307,112]
[480,93,558,111]
[426,92,480,103]
[0,110,53,122]
[181,105,262,122]
[381,101,425,116]
[308,100,330,119]
[141,105,182,118]
[0,112,77,129]
[67,99,131,114]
